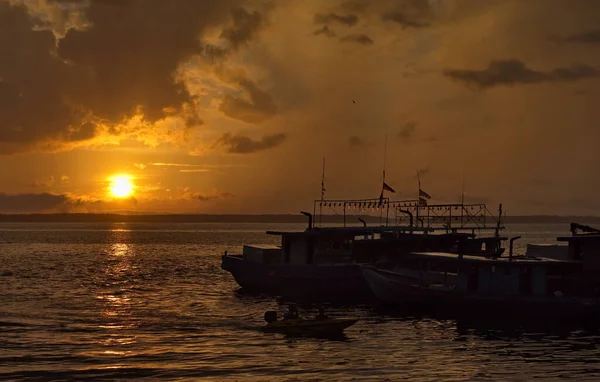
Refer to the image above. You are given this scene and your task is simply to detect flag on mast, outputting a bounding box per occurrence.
[419,188,431,199]
[383,182,396,193]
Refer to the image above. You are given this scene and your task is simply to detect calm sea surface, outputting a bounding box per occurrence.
[2,222,600,381]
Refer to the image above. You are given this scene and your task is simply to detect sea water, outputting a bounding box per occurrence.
[1,222,600,380]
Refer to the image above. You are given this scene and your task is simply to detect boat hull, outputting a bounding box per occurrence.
[221,255,372,302]
[362,267,600,318]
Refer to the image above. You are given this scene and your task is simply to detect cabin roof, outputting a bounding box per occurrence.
[409,251,578,265]
[243,244,280,250]
[266,226,434,237]
[557,235,600,242]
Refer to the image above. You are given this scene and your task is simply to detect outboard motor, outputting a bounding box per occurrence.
[264,311,278,323]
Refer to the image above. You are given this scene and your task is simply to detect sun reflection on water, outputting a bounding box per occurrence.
[95,226,141,356]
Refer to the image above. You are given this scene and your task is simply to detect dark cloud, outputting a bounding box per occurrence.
[313,25,337,37]
[220,7,263,50]
[0,192,70,213]
[216,132,287,154]
[444,60,599,89]
[314,12,358,27]
[340,34,374,45]
[398,121,417,141]
[219,78,277,124]
[0,0,244,153]
[565,29,600,45]
[189,191,235,202]
[382,11,429,28]
[200,6,268,62]
[349,135,368,148]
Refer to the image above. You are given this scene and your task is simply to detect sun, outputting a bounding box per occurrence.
[109,175,134,198]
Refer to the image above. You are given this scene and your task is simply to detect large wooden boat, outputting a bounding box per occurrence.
[362,223,600,318]
[221,197,504,302]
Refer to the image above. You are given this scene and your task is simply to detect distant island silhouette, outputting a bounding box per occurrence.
[0,213,598,224]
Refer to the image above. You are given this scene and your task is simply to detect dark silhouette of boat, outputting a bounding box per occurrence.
[221,197,505,302]
[362,223,600,318]
[262,307,358,336]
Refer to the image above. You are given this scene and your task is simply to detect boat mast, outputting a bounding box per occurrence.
[461,171,465,206]
[416,169,420,227]
[461,171,465,227]
[382,134,388,226]
[320,157,325,227]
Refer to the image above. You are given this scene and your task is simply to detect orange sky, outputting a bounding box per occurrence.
[0,0,599,215]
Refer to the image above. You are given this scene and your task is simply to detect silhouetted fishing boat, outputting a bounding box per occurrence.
[362,223,600,318]
[221,196,505,302]
[262,307,358,336]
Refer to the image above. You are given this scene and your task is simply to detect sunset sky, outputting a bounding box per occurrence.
[0,0,599,215]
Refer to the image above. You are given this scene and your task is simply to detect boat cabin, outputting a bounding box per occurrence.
[399,251,582,297]
[241,226,430,266]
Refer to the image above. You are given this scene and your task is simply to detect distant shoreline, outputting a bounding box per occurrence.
[0,213,598,224]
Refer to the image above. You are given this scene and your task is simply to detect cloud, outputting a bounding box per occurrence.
[564,29,600,45]
[186,190,235,202]
[340,34,374,45]
[0,192,71,212]
[313,25,337,37]
[0,0,245,153]
[398,121,417,141]
[133,163,147,170]
[219,78,277,124]
[150,163,197,168]
[382,11,429,28]
[179,169,212,173]
[216,132,287,154]
[219,7,264,50]
[314,12,358,27]
[444,60,599,89]
[29,176,55,188]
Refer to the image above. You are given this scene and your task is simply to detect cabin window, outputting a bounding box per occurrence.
[482,242,487,252]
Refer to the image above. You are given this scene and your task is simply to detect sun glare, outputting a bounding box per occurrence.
[109,175,134,198]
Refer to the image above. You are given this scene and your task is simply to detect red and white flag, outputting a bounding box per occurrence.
[383,182,396,193]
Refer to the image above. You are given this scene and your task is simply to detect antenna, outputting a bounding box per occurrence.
[416,169,420,226]
[461,171,465,206]
[381,134,388,225]
[321,157,326,201]
[382,133,388,187]
[383,133,388,174]
[319,157,325,226]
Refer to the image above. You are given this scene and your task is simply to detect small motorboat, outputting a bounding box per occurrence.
[262,308,358,336]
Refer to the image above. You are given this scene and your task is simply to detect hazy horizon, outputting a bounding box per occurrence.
[0,212,599,224]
